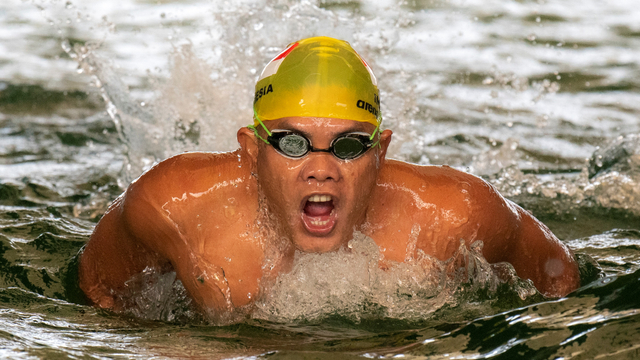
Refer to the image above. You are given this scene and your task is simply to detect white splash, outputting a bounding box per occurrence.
[253,232,538,323]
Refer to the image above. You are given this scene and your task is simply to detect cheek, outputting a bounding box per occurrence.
[257,149,301,182]
[256,153,299,210]
[343,159,379,202]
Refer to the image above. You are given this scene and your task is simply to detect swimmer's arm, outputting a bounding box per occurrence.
[79,195,161,310]
[481,194,580,298]
[511,204,580,297]
[118,167,234,314]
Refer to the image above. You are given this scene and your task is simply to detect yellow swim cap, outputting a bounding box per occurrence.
[253,36,381,127]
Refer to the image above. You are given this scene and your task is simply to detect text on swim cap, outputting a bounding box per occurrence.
[254,84,274,104]
[356,99,379,118]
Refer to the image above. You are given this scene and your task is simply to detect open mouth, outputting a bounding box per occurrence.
[301,194,337,235]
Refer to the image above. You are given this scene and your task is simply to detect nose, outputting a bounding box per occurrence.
[300,152,341,183]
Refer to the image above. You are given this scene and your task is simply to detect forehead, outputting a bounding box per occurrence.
[268,117,376,135]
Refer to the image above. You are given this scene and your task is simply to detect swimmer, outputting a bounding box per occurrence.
[79,36,579,314]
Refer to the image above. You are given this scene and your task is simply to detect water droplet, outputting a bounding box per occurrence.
[482,77,494,85]
[65,1,73,9]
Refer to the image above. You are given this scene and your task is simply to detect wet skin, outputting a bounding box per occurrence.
[79,117,580,314]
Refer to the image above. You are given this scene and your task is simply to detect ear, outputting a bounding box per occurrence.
[237,127,259,170]
[376,129,393,164]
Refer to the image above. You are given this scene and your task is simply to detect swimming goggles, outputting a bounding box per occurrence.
[248,108,381,160]
[264,130,375,160]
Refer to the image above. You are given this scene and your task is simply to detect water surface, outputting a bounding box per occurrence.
[1,0,640,358]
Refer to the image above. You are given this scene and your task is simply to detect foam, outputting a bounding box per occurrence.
[252,232,539,323]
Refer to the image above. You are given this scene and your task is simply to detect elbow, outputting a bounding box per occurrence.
[539,256,581,298]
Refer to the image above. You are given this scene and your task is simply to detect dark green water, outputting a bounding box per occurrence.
[2,0,640,358]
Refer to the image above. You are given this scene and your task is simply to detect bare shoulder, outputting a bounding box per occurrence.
[373,160,579,297]
[126,151,250,203]
[121,150,257,244]
[380,160,497,192]
[376,159,509,216]
[79,150,260,309]
[369,159,519,261]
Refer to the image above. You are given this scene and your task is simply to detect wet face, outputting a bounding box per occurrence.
[244,117,391,253]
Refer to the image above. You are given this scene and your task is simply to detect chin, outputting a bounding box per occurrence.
[292,232,346,253]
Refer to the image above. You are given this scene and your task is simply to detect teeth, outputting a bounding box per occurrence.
[310,219,330,226]
[308,194,332,202]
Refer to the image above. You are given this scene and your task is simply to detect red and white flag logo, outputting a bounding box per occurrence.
[258,42,299,81]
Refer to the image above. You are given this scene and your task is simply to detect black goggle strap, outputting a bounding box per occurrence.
[248,108,272,144]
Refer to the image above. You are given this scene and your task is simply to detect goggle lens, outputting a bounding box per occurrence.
[332,137,366,159]
[279,133,309,157]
